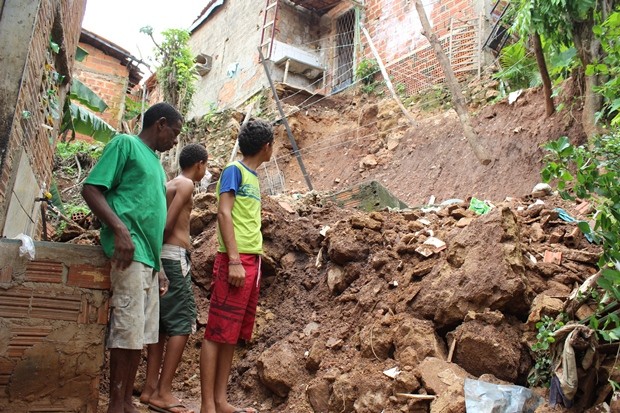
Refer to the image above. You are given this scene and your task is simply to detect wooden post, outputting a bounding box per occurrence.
[229,102,255,163]
[283,59,290,84]
[414,0,492,165]
[360,24,417,126]
[258,47,313,191]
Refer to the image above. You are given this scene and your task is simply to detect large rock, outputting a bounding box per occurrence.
[190,193,218,235]
[416,357,473,413]
[410,207,534,328]
[394,317,447,368]
[257,338,303,397]
[527,294,564,328]
[326,230,370,265]
[306,378,331,413]
[328,370,389,413]
[452,311,532,383]
[190,231,218,290]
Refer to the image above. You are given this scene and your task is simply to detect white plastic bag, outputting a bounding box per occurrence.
[199,170,213,192]
[464,378,543,413]
[14,233,35,260]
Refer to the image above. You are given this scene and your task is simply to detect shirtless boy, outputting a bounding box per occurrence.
[142,143,209,413]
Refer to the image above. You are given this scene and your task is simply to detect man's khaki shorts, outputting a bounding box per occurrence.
[106,261,159,350]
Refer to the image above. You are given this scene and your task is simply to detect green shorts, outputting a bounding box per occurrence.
[160,245,197,336]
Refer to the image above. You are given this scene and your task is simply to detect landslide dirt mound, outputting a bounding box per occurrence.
[92,84,601,412]
[146,190,602,413]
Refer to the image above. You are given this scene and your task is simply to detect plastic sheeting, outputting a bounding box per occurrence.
[464,378,544,413]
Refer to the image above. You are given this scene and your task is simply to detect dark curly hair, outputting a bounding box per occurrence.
[179,143,208,170]
[142,102,183,130]
[238,119,274,156]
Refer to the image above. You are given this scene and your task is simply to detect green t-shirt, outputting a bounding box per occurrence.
[84,134,166,271]
[216,161,263,255]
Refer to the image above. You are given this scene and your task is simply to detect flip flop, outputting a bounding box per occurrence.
[232,408,259,413]
[148,403,192,413]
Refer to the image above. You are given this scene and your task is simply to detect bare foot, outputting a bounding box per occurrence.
[139,387,154,405]
[148,399,193,413]
[123,399,141,413]
[215,402,257,413]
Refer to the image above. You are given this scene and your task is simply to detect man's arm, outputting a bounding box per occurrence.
[82,184,135,269]
[217,191,245,287]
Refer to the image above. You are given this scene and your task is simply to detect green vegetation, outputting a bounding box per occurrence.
[56,140,103,161]
[589,10,620,126]
[60,79,117,143]
[542,132,620,358]
[494,42,540,91]
[356,58,383,94]
[528,315,566,387]
[141,26,197,116]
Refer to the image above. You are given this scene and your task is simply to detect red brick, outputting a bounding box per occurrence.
[67,262,111,290]
[24,260,64,283]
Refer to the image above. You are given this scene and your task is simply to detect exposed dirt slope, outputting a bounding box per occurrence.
[272,86,585,207]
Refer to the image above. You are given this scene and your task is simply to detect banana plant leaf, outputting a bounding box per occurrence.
[70,79,108,113]
[60,101,117,143]
[75,46,89,62]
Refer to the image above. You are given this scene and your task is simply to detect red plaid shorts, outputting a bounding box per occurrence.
[204,252,261,344]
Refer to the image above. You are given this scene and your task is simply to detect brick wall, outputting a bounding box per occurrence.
[0,239,111,412]
[364,0,481,95]
[0,0,86,235]
[74,41,130,132]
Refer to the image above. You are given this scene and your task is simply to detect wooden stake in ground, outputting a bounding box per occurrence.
[413,0,492,165]
[258,47,313,191]
[229,102,255,163]
[360,24,417,127]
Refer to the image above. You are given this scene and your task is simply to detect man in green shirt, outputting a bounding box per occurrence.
[82,102,182,413]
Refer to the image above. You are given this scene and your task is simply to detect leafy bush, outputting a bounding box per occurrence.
[493,41,541,91]
[355,58,380,86]
[528,315,566,387]
[542,133,620,341]
[56,141,103,161]
[589,11,620,126]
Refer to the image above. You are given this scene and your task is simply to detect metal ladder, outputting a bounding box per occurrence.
[259,0,279,61]
[483,0,513,54]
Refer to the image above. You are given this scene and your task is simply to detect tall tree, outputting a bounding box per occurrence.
[141,26,197,117]
[512,0,619,136]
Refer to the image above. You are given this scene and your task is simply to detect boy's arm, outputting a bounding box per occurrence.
[82,184,134,269]
[163,179,194,241]
[217,191,246,287]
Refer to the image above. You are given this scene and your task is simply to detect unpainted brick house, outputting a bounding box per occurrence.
[187,0,496,118]
[0,1,112,412]
[0,0,84,238]
[74,29,144,139]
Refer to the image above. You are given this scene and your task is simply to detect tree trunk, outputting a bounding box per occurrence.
[531,32,555,117]
[413,0,491,165]
[572,19,603,138]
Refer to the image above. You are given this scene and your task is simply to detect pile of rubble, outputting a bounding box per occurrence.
[185,186,616,412]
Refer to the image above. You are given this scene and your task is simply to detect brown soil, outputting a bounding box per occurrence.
[88,84,611,413]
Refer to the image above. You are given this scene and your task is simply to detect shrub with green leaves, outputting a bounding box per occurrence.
[542,133,620,341]
[355,58,380,85]
[56,141,103,161]
[528,315,565,387]
[589,10,620,126]
[493,41,541,91]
